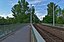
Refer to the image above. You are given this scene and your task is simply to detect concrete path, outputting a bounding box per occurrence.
[2,25,31,42]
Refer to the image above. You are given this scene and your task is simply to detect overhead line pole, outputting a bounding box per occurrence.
[52,3,55,26]
[52,0,61,26]
[30,4,32,24]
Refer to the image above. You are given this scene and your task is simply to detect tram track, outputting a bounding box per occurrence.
[33,24,64,42]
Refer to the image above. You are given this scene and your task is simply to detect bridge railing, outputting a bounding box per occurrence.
[42,23,64,27]
[0,24,27,39]
[31,24,45,42]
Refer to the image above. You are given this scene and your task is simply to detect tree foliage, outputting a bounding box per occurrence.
[43,2,64,24]
[43,2,58,23]
[0,0,40,25]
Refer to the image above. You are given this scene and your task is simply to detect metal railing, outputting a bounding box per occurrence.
[31,24,46,42]
[0,24,28,40]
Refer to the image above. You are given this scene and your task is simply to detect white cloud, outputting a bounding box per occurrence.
[11,3,17,7]
[39,15,45,20]
[27,0,49,5]
[0,14,7,18]
[9,0,18,7]
[35,10,47,20]
[0,12,14,18]
[36,13,46,20]
[27,0,42,4]
[7,12,14,18]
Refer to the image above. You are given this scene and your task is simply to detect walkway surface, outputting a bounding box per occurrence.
[2,24,31,42]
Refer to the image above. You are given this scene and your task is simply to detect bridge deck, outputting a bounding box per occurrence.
[2,25,31,42]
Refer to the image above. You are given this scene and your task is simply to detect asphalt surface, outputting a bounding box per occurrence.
[2,24,31,42]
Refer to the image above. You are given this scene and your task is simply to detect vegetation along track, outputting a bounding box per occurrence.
[33,24,64,42]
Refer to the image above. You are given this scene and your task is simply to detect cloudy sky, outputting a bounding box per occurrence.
[0,0,64,20]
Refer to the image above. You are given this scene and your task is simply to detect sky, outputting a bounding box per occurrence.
[0,0,64,20]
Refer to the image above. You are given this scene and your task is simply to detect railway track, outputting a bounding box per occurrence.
[33,24,64,42]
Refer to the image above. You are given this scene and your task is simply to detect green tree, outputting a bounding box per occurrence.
[56,16,64,24]
[43,15,53,23]
[0,17,7,25]
[56,8,64,24]
[62,9,64,16]
[11,0,40,23]
[47,2,58,16]
[11,0,29,23]
[43,2,58,23]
